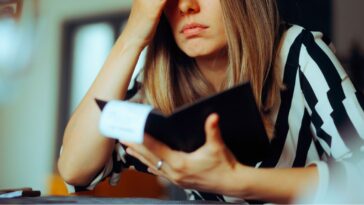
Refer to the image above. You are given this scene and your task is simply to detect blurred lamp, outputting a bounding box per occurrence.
[0,0,37,102]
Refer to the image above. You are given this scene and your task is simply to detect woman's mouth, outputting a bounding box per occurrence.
[181,23,209,38]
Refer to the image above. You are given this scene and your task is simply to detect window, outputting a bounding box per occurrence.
[56,12,139,151]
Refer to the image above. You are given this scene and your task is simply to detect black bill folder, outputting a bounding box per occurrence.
[97,82,271,166]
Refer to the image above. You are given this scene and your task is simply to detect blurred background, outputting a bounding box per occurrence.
[0,0,363,198]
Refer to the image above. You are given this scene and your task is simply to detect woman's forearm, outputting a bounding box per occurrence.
[58,35,145,186]
[224,164,318,203]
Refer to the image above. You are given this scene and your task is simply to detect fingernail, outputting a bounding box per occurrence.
[211,113,219,121]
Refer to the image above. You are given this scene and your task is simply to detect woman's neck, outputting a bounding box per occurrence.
[195,50,228,92]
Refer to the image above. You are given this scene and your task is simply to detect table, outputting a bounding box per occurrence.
[0,196,231,204]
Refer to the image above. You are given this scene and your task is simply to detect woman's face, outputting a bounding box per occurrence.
[164,0,227,58]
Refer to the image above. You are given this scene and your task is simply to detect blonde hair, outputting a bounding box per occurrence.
[142,0,282,136]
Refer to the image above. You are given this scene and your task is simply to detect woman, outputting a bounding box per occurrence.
[58,0,364,203]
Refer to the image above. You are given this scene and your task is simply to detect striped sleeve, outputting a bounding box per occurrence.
[298,30,364,202]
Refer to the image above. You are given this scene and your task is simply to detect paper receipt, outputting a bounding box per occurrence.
[99,100,153,143]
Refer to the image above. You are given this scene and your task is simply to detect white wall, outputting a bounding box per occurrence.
[0,0,131,194]
[333,0,364,57]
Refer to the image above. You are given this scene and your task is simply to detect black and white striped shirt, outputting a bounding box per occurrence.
[64,25,364,203]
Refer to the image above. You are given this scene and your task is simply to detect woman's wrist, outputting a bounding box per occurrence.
[119,22,153,51]
[116,33,146,55]
[221,164,319,203]
[219,163,255,199]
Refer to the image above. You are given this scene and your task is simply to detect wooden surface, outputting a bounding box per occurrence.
[48,170,166,198]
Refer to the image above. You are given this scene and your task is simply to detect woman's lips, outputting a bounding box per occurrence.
[181,23,209,38]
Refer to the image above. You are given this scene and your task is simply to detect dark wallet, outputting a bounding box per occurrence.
[96,82,271,166]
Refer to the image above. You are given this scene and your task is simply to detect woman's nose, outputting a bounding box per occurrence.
[178,0,200,15]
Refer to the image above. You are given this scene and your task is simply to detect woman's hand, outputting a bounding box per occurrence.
[122,0,168,48]
[121,113,242,194]
[122,114,319,202]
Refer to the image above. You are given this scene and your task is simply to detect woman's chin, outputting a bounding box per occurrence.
[182,48,214,58]
[180,43,227,60]
[183,49,225,60]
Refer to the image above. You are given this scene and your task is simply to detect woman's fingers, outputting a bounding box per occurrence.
[124,0,168,47]
[125,147,153,168]
[122,141,160,167]
[204,113,224,146]
[121,136,175,175]
[143,134,172,156]
[142,134,185,167]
